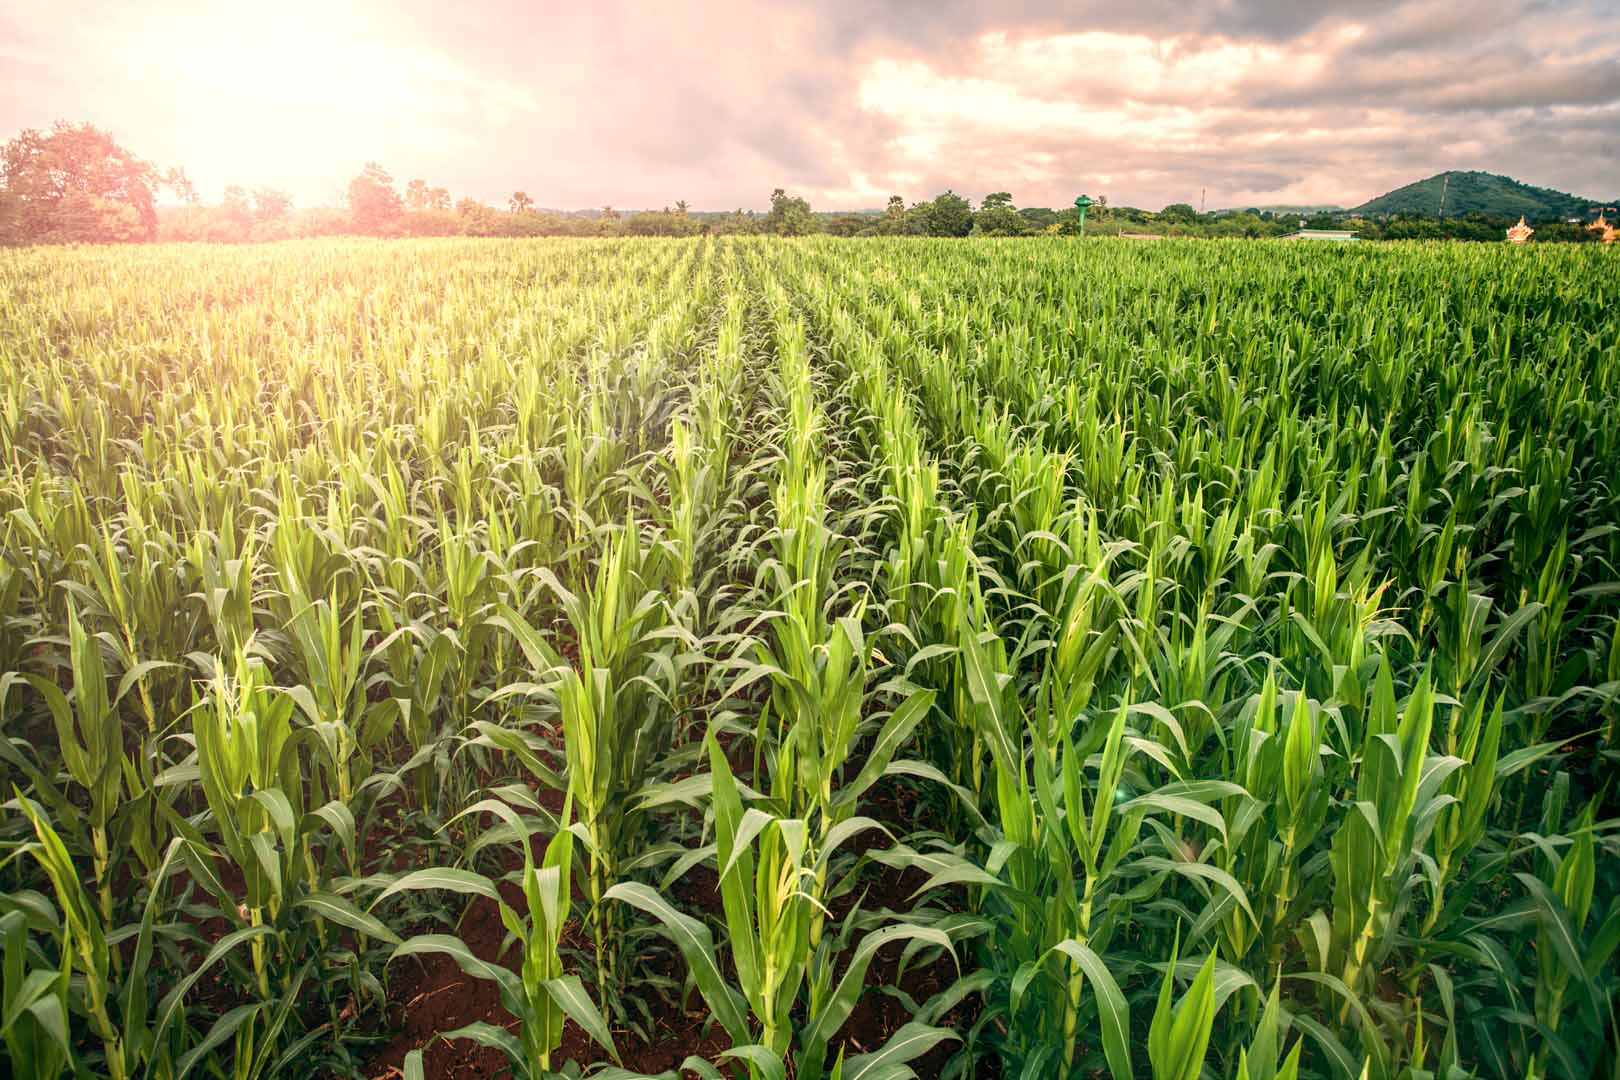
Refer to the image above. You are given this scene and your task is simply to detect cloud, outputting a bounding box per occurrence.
[1,0,1616,210]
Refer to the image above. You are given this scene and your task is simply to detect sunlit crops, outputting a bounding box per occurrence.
[0,236,1616,1080]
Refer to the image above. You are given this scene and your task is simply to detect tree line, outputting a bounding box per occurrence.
[2,122,1609,245]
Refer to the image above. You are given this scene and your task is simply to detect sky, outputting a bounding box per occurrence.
[2,0,1617,212]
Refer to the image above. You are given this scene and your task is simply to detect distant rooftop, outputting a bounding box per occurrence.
[1280,229,1359,241]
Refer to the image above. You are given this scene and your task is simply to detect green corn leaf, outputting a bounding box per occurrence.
[676,1058,729,1080]
[1472,602,1545,690]
[1283,972,1387,1070]
[1276,1040,1304,1080]
[1052,939,1134,1080]
[544,974,619,1061]
[603,881,751,1046]
[297,891,402,945]
[1585,900,1620,980]
[437,1020,527,1065]
[1517,872,1599,1006]
[1132,857,1257,926]
[816,816,891,870]
[799,924,954,1076]
[1149,941,1217,1080]
[1244,981,1284,1080]
[151,924,276,1052]
[371,867,502,908]
[706,731,761,1005]
[721,807,775,881]
[306,799,357,863]
[1117,793,1228,843]
[1282,691,1316,812]
[173,1002,266,1080]
[845,689,935,802]
[840,1022,957,1080]
[720,1044,787,1080]
[390,935,523,1002]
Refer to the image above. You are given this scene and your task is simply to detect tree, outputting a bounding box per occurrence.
[710,208,757,236]
[674,199,689,217]
[764,188,818,236]
[857,195,909,236]
[973,191,1030,236]
[910,190,974,237]
[1019,207,1060,230]
[347,162,402,234]
[218,185,254,237]
[404,178,452,212]
[624,209,703,237]
[33,191,145,243]
[253,187,292,223]
[456,198,499,236]
[167,167,198,205]
[510,191,533,213]
[1159,202,1198,224]
[1,121,167,243]
[823,214,869,238]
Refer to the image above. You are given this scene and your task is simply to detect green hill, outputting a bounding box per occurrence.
[1355,171,1605,221]
[1216,204,1345,216]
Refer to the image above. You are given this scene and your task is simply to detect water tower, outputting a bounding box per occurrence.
[1074,194,1096,236]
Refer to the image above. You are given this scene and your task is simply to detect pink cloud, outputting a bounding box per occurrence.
[2,0,1615,211]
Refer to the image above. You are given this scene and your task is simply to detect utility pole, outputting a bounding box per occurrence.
[1438,173,1450,219]
[1200,187,1206,215]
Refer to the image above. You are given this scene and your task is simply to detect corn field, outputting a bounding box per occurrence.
[0,236,1617,1080]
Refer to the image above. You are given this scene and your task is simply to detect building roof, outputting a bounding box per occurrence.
[1281,229,1359,241]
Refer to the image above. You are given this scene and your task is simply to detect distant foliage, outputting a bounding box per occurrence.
[972,192,1032,236]
[764,188,818,235]
[347,162,404,234]
[5,120,1614,247]
[0,121,173,243]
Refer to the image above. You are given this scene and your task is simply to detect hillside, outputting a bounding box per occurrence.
[1355,170,1605,220]
[1216,203,1346,216]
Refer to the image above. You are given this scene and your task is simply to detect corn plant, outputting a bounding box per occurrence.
[23,604,132,926]
[0,893,73,1080]
[6,798,145,1079]
[1327,662,1442,1014]
[490,516,681,1006]
[5,799,270,1080]
[610,731,956,1080]
[386,797,618,1079]
[1147,937,1219,1080]
[1519,798,1612,1077]
[1233,983,1305,1080]
[3,235,1619,1080]
[186,646,393,1068]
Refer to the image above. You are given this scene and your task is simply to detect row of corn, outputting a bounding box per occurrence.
[0,236,1615,1080]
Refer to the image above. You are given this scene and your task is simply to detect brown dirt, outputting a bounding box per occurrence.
[362,772,986,1079]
